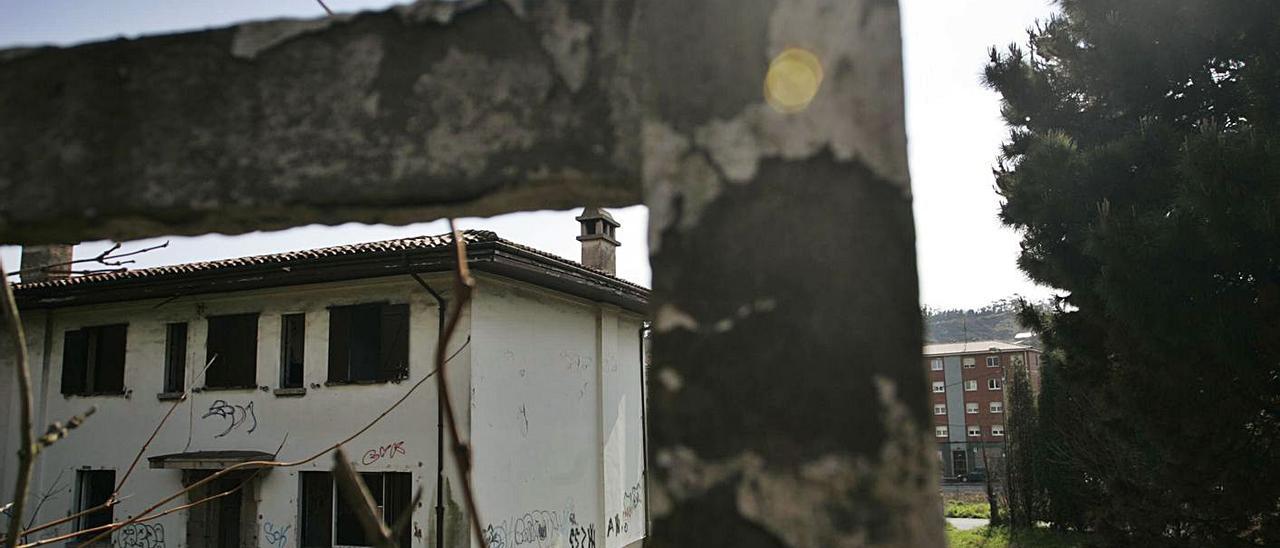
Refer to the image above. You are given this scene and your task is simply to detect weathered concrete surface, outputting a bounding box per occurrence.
[0,0,640,243]
[638,0,943,546]
[0,0,942,545]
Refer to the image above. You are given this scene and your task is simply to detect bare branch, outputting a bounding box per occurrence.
[1,257,35,548]
[33,407,95,453]
[5,241,169,279]
[315,0,335,16]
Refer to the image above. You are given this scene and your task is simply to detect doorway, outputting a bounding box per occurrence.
[951,450,967,477]
[184,471,256,548]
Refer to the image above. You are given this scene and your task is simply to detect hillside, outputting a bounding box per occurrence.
[923,298,1040,345]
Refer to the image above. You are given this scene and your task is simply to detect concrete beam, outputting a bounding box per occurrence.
[0,0,941,545]
[0,0,639,243]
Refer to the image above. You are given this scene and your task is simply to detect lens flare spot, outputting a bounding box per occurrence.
[764,48,824,113]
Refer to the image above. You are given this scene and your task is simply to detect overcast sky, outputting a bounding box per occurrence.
[0,0,1058,310]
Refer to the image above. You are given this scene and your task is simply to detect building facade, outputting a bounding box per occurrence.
[1,227,648,548]
[923,340,1040,479]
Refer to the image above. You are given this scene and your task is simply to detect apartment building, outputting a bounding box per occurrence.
[924,340,1040,479]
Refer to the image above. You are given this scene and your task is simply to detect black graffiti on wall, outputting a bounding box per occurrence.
[201,399,257,438]
[114,522,164,548]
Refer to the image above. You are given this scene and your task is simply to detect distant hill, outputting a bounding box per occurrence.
[923,298,1041,346]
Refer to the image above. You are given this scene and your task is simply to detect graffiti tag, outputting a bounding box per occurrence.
[264,522,290,548]
[114,522,164,548]
[201,399,257,438]
[361,440,407,465]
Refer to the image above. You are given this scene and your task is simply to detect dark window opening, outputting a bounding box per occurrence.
[585,220,598,235]
[164,322,188,393]
[280,314,306,388]
[61,324,127,396]
[299,471,410,548]
[77,469,116,544]
[328,303,409,383]
[205,313,259,389]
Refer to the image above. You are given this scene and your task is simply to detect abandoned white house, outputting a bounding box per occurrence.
[0,213,648,548]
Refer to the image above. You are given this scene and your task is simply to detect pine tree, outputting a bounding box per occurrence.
[985,1,1280,545]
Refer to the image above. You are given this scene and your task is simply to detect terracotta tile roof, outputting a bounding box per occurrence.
[13,230,648,295]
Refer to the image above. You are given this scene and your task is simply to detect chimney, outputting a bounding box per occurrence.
[20,244,75,283]
[576,207,620,275]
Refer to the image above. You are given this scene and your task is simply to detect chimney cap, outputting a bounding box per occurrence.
[575,207,619,227]
[576,207,620,246]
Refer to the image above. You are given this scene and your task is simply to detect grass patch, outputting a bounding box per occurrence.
[948,526,1091,548]
[945,500,992,519]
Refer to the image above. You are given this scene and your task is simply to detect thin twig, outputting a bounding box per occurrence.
[5,241,169,279]
[115,355,216,497]
[1,258,34,548]
[315,0,335,16]
[435,221,488,548]
[73,342,468,546]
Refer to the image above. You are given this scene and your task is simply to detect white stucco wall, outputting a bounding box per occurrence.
[2,276,461,548]
[469,278,647,548]
[1,272,646,548]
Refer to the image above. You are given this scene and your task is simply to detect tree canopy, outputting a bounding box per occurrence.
[985,0,1280,545]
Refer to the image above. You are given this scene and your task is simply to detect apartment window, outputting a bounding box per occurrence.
[965,402,978,414]
[328,303,409,383]
[934,426,948,438]
[992,425,1005,437]
[933,404,946,415]
[929,358,943,371]
[76,470,116,543]
[932,381,946,393]
[280,314,306,389]
[964,380,977,392]
[61,324,128,396]
[163,323,188,393]
[962,357,976,369]
[988,378,1003,391]
[205,313,259,389]
[300,471,412,547]
[990,401,1004,413]
[986,356,1001,368]
[967,426,981,437]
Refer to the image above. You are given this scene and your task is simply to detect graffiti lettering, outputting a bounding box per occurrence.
[361,440,407,465]
[201,399,257,438]
[114,522,164,548]
[483,504,589,548]
[621,481,642,519]
[263,522,290,548]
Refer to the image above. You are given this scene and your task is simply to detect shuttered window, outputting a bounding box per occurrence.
[61,324,128,396]
[164,322,188,393]
[300,471,411,548]
[328,303,409,383]
[205,314,259,389]
[280,314,306,388]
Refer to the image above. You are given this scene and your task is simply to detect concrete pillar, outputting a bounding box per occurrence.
[19,245,73,283]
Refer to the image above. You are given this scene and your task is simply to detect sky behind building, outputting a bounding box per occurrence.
[0,0,1059,310]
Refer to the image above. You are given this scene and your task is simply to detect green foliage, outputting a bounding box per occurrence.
[986,0,1280,545]
[946,501,993,519]
[1002,355,1040,528]
[948,526,1091,548]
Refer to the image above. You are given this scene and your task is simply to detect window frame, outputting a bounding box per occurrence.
[76,469,116,544]
[963,380,977,392]
[986,356,1001,368]
[163,322,188,394]
[965,402,978,414]
[962,357,976,369]
[967,426,981,437]
[934,426,948,438]
[299,470,411,548]
[992,425,1005,437]
[931,381,946,393]
[988,378,1003,391]
[61,324,129,396]
[327,302,410,385]
[204,313,260,389]
[929,358,943,371]
[990,401,1003,413]
[280,313,306,389]
[933,404,946,415]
